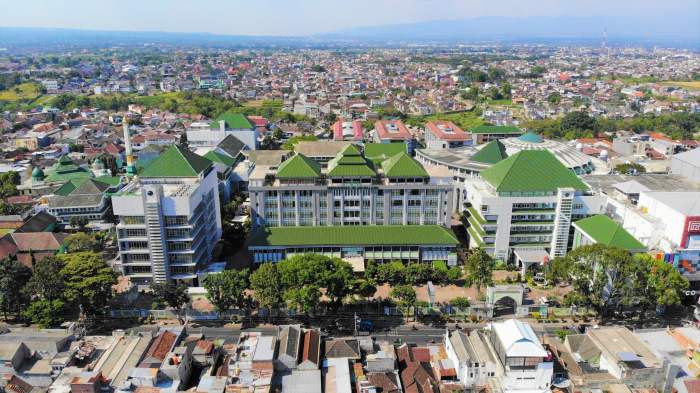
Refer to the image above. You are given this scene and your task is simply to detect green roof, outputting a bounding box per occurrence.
[140,145,213,178]
[471,140,508,164]
[327,144,376,177]
[518,132,544,143]
[480,150,588,193]
[574,215,646,251]
[251,225,459,247]
[276,153,322,179]
[364,143,407,164]
[44,155,91,183]
[203,150,237,167]
[469,125,522,134]
[54,178,88,196]
[380,153,428,177]
[210,112,253,129]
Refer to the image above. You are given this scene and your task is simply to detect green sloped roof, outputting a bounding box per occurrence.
[574,215,645,251]
[380,153,428,177]
[44,156,91,183]
[327,144,376,177]
[251,225,459,247]
[469,125,522,134]
[480,150,588,193]
[276,154,322,179]
[54,178,88,196]
[140,145,213,178]
[471,140,508,164]
[203,150,237,167]
[364,143,407,164]
[95,176,122,186]
[210,112,253,129]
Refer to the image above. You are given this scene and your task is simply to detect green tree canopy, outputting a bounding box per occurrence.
[60,252,117,316]
[250,263,282,312]
[203,269,250,312]
[465,248,493,293]
[24,256,65,302]
[63,232,100,252]
[0,257,32,319]
[150,281,190,310]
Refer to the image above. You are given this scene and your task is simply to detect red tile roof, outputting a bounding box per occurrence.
[375,120,412,141]
[142,331,178,364]
[10,232,67,252]
[425,121,470,141]
[333,118,364,141]
[301,330,320,366]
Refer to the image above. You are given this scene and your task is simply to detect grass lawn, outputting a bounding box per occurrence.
[660,81,700,91]
[0,229,14,236]
[243,99,283,109]
[0,83,41,101]
[409,110,485,130]
[485,99,514,106]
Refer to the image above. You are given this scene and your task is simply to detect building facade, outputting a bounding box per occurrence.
[248,144,458,265]
[112,145,222,286]
[465,150,605,266]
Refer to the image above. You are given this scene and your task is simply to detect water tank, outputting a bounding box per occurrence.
[600,149,608,161]
[576,143,583,151]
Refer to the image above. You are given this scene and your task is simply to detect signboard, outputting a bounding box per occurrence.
[682,216,700,249]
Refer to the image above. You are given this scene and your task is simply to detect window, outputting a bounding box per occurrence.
[164,216,189,226]
[121,216,145,225]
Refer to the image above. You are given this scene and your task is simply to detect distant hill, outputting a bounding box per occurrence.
[321,15,700,47]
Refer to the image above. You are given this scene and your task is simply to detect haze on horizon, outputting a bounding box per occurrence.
[0,0,697,38]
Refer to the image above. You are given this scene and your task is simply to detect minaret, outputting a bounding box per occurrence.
[123,121,136,176]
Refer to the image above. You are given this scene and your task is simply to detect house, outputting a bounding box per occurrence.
[297,330,320,370]
[444,329,497,389]
[324,339,361,360]
[275,325,301,371]
[0,232,68,268]
[572,215,646,252]
[424,121,471,149]
[395,343,439,393]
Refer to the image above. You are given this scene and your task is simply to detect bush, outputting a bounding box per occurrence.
[450,296,471,308]
[446,266,463,283]
[531,311,541,320]
[431,261,449,284]
[415,300,430,308]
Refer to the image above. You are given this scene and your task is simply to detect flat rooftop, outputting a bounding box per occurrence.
[582,173,700,195]
[417,147,492,172]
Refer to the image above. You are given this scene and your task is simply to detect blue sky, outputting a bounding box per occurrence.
[0,0,697,36]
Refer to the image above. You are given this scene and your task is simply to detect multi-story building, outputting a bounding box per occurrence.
[112,145,222,286]
[465,150,605,268]
[187,112,258,150]
[248,144,459,265]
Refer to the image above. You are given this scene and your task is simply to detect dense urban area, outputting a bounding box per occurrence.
[0,38,699,393]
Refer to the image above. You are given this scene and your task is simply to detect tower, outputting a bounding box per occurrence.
[123,121,136,176]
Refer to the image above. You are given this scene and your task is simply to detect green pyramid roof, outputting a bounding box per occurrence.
[480,150,588,193]
[209,112,253,129]
[363,143,408,164]
[327,144,376,177]
[471,140,508,164]
[140,145,213,178]
[381,153,428,177]
[518,132,544,143]
[276,153,322,179]
[574,215,645,251]
[44,155,90,182]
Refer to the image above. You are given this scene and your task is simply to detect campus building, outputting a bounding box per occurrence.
[464,150,605,268]
[186,112,258,150]
[112,145,222,286]
[373,120,415,154]
[248,144,459,266]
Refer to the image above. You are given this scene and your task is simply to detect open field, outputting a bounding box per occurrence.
[0,83,42,101]
[661,81,700,91]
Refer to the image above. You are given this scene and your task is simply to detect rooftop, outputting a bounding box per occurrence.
[469,125,523,135]
[140,144,212,178]
[470,139,508,164]
[250,225,459,247]
[480,150,588,193]
[573,215,645,251]
[425,120,470,141]
[209,112,253,129]
[491,319,547,358]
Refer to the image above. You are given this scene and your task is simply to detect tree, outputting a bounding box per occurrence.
[500,82,512,100]
[0,257,32,320]
[639,254,688,309]
[561,111,596,132]
[60,252,117,316]
[24,256,65,301]
[376,261,405,284]
[63,233,100,252]
[464,248,493,293]
[150,281,190,310]
[450,296,471,308]
[22,299,65,328]
[404,263,432,285]
[322,258,355,308]
[69,216,89,231]
[354,279,377,301]
[203,269,250,313]
[615,163,646,175]
[390,285,417,321]
[250,263,282,313]
[547,92,561,105]
[283,284,321,314]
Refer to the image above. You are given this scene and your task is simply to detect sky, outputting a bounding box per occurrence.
[0,0,697,36]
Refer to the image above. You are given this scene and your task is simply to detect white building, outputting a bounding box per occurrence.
[112,145,222,286]
[444,329,498,390]
[465,150,605,267]
[187,112,258,151]
[487,319,553,393]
